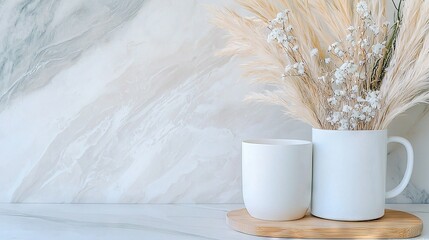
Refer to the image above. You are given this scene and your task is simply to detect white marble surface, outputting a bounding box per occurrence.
[0,204,427,240]
[0,0,428,203]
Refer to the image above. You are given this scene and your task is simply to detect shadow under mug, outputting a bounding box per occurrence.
[242,139,312,221]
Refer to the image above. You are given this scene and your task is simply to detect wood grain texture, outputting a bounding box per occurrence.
[227,209,423,238]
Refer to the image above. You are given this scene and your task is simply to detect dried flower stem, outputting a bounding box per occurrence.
[212,0,429,130]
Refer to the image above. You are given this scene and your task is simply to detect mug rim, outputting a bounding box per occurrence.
[312,128,387,133]
[243,138,311,146]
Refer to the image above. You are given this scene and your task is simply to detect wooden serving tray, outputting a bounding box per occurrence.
[227,209,423,238]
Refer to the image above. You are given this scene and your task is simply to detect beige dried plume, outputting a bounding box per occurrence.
[375,0,429,129]
[212,0,429,130]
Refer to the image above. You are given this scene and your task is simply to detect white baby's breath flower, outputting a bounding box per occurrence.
[267,28,284,43]
[333,62,361,86]
[334,69,345,85]
[266,8,387,131]
[339,118,349,130]
[292,45,299,51]
[331,112,341,123]
[361,38,369,47]
[267,34,275,43]
[292,62,305,75]
[342,105,352,113]
[310,48,319,57]
[369,25,380,35]
[296,61,305,75]
[275,11,288,23]
[362,106,372,113]
[311,48,318,55]
[349,64,358,74]
[334,47,340,54]
[334,47,345,57]
[366,90,381,108]
[328,42,338,52]
[327,97,338,105]
[372,43,385,56]
[334,90,345,96]
[351,109,360,118]
[365,116,372,122]
[356,1,369,18]
[345,62,358,74]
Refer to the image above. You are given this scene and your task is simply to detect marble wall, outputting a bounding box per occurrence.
[0,0,427,203]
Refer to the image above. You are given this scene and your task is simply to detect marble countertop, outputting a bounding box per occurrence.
[0,204,427,240]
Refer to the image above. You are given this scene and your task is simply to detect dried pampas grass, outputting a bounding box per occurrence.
[375,0,429,129]
[211,0,429,130]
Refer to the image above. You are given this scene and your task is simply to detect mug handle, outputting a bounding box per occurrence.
[385,136,414,199]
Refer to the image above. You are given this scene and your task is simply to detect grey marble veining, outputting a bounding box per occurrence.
[0,0,309,203]
[0,1,144,106]
[386,106,429,204]
[0,0,428,203]
[0,204,428,240]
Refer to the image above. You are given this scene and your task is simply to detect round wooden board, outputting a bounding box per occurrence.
[227,209,423,239]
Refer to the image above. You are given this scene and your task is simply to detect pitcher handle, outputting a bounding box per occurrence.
[385,136,414,199]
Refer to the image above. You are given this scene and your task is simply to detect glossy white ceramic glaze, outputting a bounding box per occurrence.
[242,139,312,220]
[312,129,413,221]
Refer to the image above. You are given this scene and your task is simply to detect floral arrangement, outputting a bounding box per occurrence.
[212,0,429,130]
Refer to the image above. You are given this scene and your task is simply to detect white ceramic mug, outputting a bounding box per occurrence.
[242,139,312,221]
[311,129,414,221]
